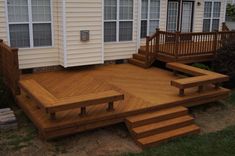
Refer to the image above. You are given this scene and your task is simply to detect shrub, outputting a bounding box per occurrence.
[0,76,14,108]
[213,35,235,88]
[192,63,212,71]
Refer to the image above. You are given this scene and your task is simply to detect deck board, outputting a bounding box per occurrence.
[18,64,230,138]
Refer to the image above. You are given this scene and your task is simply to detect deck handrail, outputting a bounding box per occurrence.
[145,29,235,66]
[0,39,20,96]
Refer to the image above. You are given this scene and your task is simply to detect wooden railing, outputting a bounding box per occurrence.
[222,22,230,32]
[0,40,20,96]
[145,28,235,65]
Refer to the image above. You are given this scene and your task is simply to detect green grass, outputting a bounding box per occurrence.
[124,125,235,156]
[0,109,37,151]
[225,90,235,106]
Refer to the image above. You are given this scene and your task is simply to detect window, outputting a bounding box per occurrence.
[203,1,221,32]
[141,0,160,38]
[104,0,133,42]
[7,0,52,48]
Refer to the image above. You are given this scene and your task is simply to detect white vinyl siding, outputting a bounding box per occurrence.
[104,0,133,42]
[64,0,103,67]
[7,0,52,48]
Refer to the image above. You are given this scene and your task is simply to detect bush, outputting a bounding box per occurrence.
[192,63,212,71]
[0,76,15,108]
[213,36,235,88]
[227,4,235,17]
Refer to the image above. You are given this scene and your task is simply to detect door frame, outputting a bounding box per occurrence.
[166,0,195,32]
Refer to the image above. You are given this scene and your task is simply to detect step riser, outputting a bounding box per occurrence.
[128,110,188,128]
[133,54,147,62]
[132,119,194,139]
[138,128,200,149]
[138,49,146,55]
[128,59,148,68]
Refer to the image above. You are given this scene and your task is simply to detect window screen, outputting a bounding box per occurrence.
[9,24,30,48]
[104,22,117,42]
[119,21,133,41]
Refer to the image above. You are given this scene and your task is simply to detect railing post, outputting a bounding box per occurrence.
[213,31,218,57]
[174,31,180,59]
[155,28,160,57]
[11,48,20,95]
[146,36,150,65]
[0,40,3,76]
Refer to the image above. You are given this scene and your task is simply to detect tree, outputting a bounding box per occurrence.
[226,4,235,17]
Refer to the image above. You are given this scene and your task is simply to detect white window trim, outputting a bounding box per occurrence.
[140,0,161,38]
[104,0,134,43]
[5,0,54,49]
[203,0,221,32]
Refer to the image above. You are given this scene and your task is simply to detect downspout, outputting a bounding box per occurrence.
[62,0,68,67]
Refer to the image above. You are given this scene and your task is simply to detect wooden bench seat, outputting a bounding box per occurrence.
[19,79,57,108]
[19,79,124,119]
[167,62,229,96]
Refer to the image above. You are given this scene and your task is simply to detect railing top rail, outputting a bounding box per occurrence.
[158,31,176,35]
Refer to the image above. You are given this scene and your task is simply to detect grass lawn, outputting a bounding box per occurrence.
[124,125,235,156]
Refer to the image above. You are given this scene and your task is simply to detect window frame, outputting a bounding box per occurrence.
[104,0,134,43]
[5,0,54,49]
[141,0,161,38]
[203,1,221,32]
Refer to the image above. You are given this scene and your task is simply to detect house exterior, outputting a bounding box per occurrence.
[0,0,227,69]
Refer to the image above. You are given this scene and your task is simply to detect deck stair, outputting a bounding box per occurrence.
[125,106,200,149]
[128,47,149,68]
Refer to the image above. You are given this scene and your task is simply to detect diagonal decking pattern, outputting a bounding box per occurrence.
[17,64,229,140]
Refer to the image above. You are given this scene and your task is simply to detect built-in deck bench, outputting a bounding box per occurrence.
[19,79,124,119]
[167,62,229,96]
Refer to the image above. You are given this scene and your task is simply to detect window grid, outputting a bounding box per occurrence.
[104,0,133,42]
[141,0,160,38]
[203,1,221,32]
[7,0,52,48]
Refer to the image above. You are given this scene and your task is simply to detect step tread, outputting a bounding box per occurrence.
[133,54,147,62]
[138,125,200,146]
[126,106,187,124]
[133,115,194,134]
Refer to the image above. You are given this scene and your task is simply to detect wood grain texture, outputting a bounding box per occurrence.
[17,64,229,139]
[167,62,229,96]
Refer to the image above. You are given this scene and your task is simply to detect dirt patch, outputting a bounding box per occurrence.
[2,100,235,156]
[191,103,235,133]
[1,123,141,156]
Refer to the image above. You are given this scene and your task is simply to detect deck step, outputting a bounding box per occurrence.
[133,53,147,62]
[138,48,147,55]
[126,106,188,128]
[132,115,194,139]
[128,58,148,68]
[137,124,200,148]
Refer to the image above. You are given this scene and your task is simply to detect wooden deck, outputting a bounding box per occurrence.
[17,63,230,140]
[129,30,235,68]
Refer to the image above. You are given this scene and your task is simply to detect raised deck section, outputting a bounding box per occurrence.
[16,64,229,143]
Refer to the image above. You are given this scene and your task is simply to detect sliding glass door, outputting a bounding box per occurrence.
[166,0,194,32]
